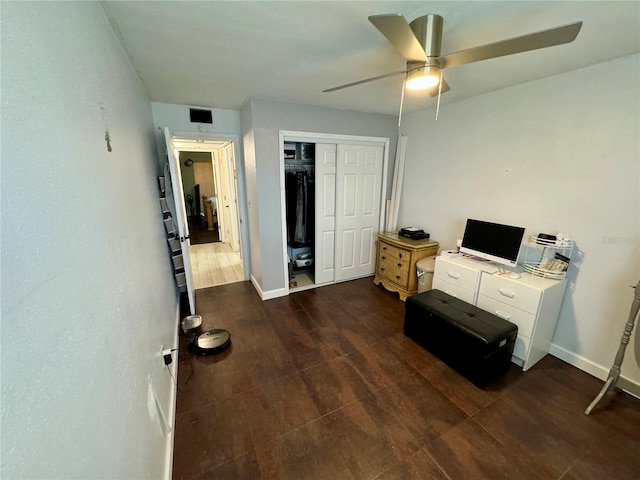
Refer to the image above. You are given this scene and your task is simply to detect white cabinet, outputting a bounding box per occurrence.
[433,255,567,370]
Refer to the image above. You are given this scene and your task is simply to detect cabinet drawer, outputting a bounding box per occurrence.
[434,257,480,292]
[513,334,530,361]
[432,278,476,304]
[479,274,542,314]
[378,250,410,272]
[378,242,409,262]
[476,294,535,338]
[378,261,409,287]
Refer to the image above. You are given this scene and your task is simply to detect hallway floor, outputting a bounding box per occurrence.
[190,242,243,289]
[172,278,640,480]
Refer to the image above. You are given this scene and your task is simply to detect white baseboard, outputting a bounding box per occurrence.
[164,301,180,480]
[250,274,287,300]
[549,343,640,398]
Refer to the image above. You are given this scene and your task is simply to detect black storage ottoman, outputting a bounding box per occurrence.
[405,289,518,387]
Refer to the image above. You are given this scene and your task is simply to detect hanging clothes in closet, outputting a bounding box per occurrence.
[285,169,314,247]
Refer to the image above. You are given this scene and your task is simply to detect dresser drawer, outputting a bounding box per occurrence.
[479,274,542,314]
[434,257,480,292]
[378,260,410,287]
[432,278,476,304]
[378,242,409,263]
[377,249,410,272]
[476,294,535,338]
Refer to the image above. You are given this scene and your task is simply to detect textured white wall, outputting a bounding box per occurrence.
[150,102,241,171]
[1,2,179,478]
[398,54,640,386]
[240,99,263,288]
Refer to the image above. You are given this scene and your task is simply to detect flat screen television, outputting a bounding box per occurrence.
[460,219,525,267]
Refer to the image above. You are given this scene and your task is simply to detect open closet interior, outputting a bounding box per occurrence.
[285,142,315,289]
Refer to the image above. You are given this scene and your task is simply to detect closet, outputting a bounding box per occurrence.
[283,138,385,292]
[285,142,316,288]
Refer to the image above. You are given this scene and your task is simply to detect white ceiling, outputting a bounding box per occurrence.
[101,1,640,116]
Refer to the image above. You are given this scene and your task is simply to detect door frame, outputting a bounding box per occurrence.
[278,130,390,295]
[170,131,250,282]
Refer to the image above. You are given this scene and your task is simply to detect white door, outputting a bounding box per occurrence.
[216,147,234,248]
[224,143,241,252]
[314,143,337,285]
[163,127,196,314]
[334,144,384,282]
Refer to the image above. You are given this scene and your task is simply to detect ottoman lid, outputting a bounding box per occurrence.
[407,289,517,345]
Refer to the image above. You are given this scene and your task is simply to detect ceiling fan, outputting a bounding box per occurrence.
[323,14,582,96]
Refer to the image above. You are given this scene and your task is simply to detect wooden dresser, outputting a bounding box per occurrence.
[374,233,439,301]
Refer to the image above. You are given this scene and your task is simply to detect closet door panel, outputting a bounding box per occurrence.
[361,174,377,216]
[334,144,384,282]
[360,227,374,266]
[340,229,356,270]
[315,143,337,284]
[342,174,358,217]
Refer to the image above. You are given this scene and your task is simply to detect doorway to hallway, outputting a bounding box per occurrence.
[170,133,246,290]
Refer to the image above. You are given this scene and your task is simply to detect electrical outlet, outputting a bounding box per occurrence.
[161,345,173,366]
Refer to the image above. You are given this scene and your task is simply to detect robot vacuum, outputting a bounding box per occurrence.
[188,328,231,355]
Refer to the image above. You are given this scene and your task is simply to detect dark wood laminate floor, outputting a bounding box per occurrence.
[173,278,640,480]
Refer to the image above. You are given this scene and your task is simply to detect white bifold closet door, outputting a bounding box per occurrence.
[314,142,384,284]
[314,144,337,285]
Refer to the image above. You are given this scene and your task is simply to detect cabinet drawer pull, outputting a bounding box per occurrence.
[380,267,385,271]
[398,253,403,258]
[396,275,401,280]
[447,272,460,280]
[381,255,386,260]
[382,246,387,251]
[494,310,511,320]
[499,288,515,299]
[397,263,402,268]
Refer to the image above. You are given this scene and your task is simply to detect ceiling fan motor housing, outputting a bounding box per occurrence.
[409,15,443,58]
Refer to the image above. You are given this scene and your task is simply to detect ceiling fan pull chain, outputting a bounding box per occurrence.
[397,78,406,129]
[435,72,443,120]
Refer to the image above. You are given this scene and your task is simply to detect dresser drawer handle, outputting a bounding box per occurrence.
[382,246,387,251]
[381,255,386,260]
[494,310,511,320]
[397,263,402,268]
[398,253,403,258]
[499,289,515,299]
[380,267,385,271]
[396,275,401,280]
[447,272,460,280]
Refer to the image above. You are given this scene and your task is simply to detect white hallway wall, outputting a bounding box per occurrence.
[398,54,640,387]
[1,2,178,478]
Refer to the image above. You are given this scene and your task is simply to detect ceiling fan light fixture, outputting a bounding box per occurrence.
[405,66,440,90]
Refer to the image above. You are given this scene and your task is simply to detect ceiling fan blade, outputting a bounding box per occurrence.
[440,21,582,69]
[368,14,428,62]
[323,70,406,92]
[427,78,450,97]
